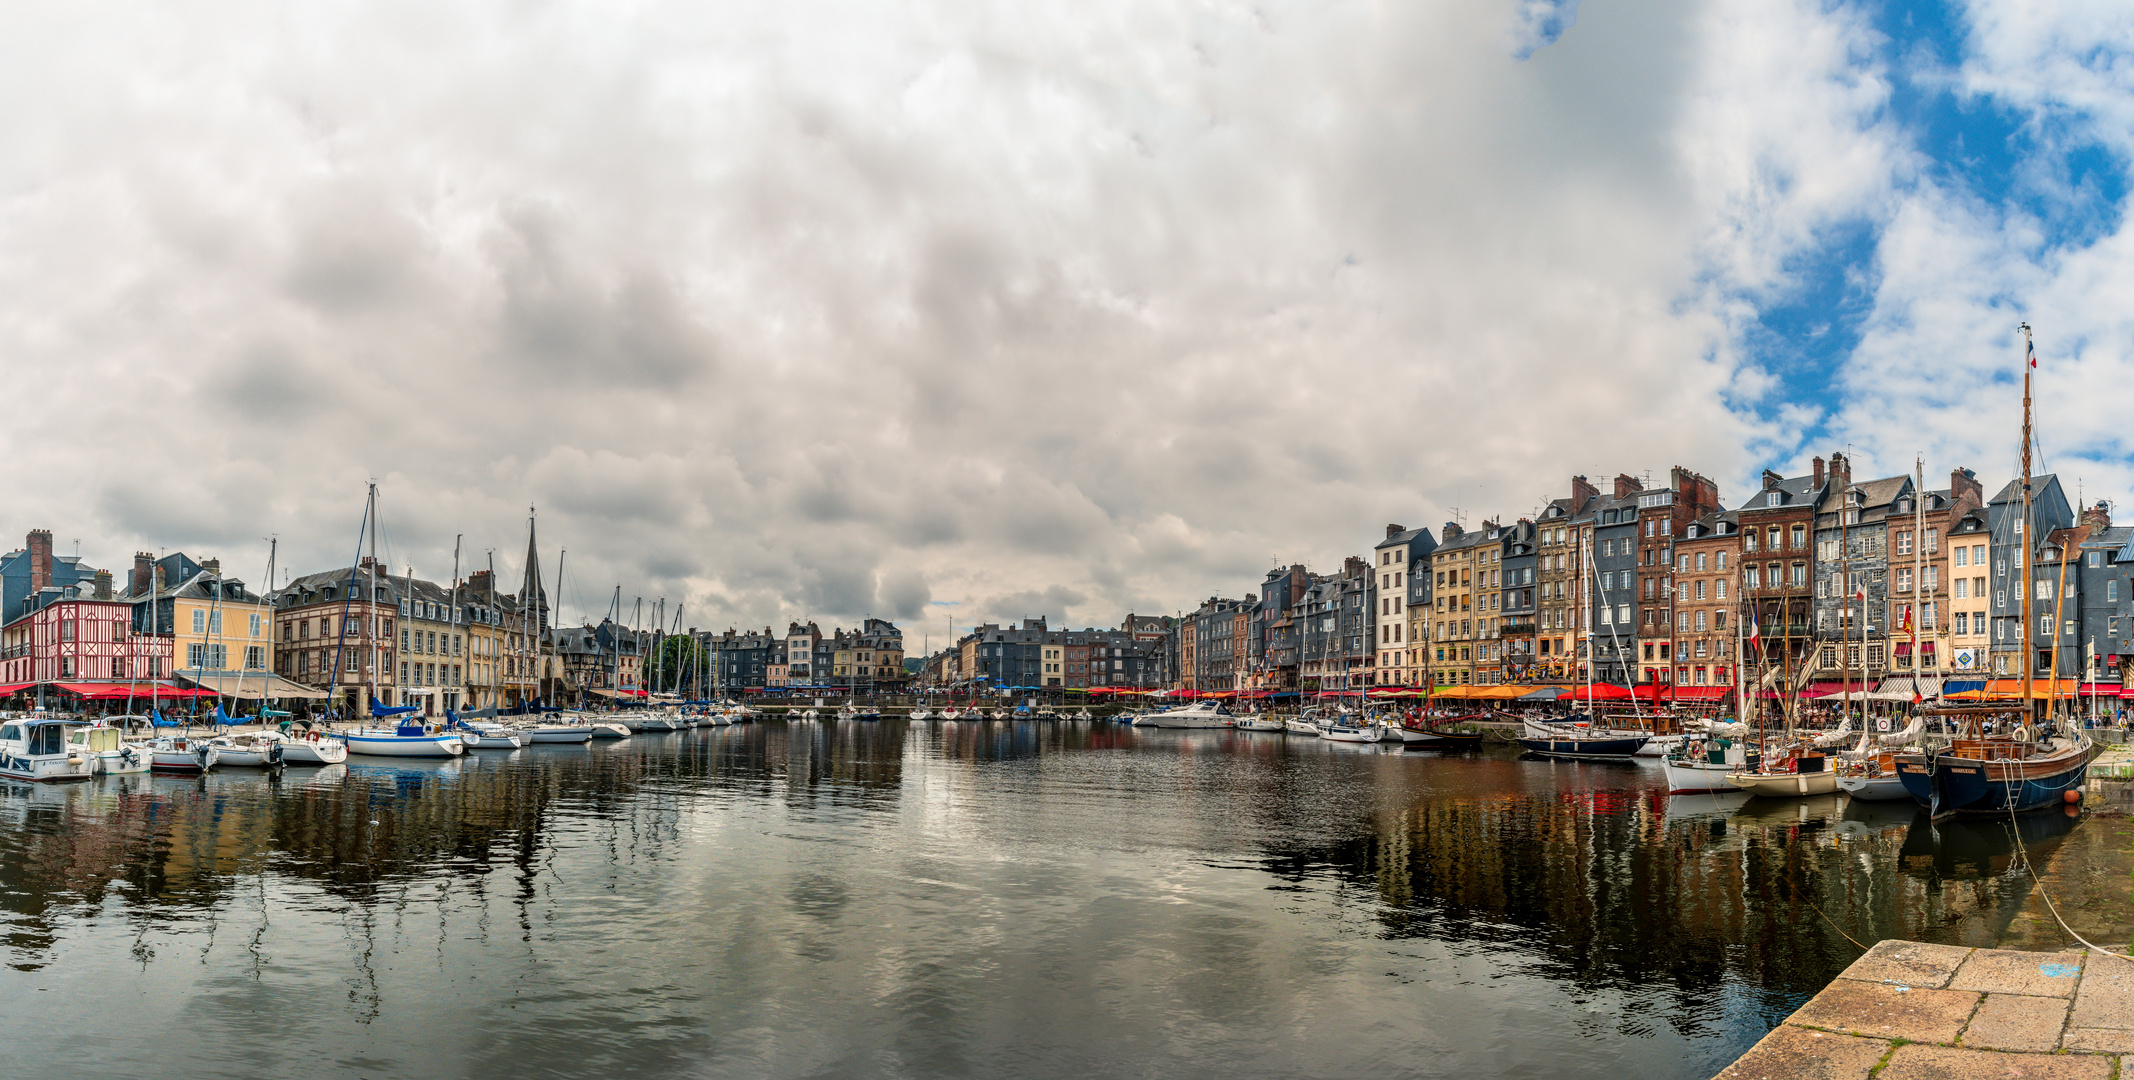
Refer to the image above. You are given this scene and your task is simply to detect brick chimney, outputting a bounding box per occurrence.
[1829,452,1851,489]
[1612,473,1642,499]
[1762,470,1783,492]
[132,552,154,597]
[2083,501,2112,531]
[201,557,220,577]
[1812,456,1826,490]
[1570,475,1599,516]
[1949,467,1984,518]
[25,530,53,595]
[1442,521,1464,541]
[92,569,113,600]
[1386,523,1405,540]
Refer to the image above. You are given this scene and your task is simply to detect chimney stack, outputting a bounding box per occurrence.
[25,530,53,595]
[1762,470,1783,492]
[1442,521,1464,541]
[1812,456,1826,490]
[1386,523,1405,540]
[1950,467,1984,516]
[201,557,220,577]
[92,569,113,601]
[1612,473,1643,499]
[1570,475,1599,516]
[2083,501,2113,531]
[133,552,154,597]
[1829,452,1851,489]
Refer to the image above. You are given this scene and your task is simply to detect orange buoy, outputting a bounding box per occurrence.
[2064,789,2082,804]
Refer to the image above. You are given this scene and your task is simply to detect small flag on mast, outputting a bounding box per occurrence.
[2029,337,2038,368]
[1748,614,1760,649]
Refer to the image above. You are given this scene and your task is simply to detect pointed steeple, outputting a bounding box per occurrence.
[522,507,549,636]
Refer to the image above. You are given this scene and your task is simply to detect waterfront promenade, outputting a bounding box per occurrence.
[1715,940,2134,1078]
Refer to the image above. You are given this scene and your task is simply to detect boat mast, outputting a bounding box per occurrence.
[1914,455,1925,709]
[451,534,461,715]
[2021,323,2036,730]
[366,483,379,717]
[1839,472,1850,746]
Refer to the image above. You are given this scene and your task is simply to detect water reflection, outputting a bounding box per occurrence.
[0,722,2096,1080]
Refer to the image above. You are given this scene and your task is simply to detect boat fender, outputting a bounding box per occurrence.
[2065,789,2082,805]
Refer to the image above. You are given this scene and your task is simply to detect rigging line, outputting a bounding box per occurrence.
[1805,897,1871,952]
[2005,798,2134,960]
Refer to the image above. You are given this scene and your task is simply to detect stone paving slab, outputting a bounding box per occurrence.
[1788,980,1980,1043]
[1878,1044,2113,1079]
[2070,954,2134,1030]
[1711,942,2134,1079]
[2062,1026,2134,1053]
[1708,1025,1889,1080]
[1950,949,2086,997]
[1839,938,1973,988]
[1960,993,2072,1051]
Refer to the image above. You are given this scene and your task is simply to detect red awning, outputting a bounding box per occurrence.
[1894,642,1911,656]
[1669,686,1732,700]
[0,682,33,696]
[1566,683,1634,701]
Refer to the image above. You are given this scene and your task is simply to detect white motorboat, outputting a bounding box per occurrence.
[1233,716,1285,732]
[0,719,96,782]
[343,726,467,758]
[205,731,285,768]
[909,708,932,720]
[1136,702,1230,729]
[590,722,631,739]
[1283,717,1320,735]
[1727,767,1841,798]
[67,723,151,774]
[1319,719,1386,743]
[1377,725,1440,746]
[1663,738,1756,794]
[800,709,821,720]
[148,734,214,772]
[837,704,860,721]
[275,730,349,765]
[1072,709,1092,721]
[940,708,961,720]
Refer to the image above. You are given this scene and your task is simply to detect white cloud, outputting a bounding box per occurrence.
[0,0,2012,632]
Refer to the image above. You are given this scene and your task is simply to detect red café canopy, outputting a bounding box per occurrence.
[54,681,220,700]
[1565,683,1634,701]
[1629,684,1733,702]
[0,682,34,697]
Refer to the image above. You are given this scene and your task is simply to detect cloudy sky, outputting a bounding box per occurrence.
[4,0,2131,637]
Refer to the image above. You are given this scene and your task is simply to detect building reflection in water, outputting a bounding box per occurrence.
[0,722,2092,1079]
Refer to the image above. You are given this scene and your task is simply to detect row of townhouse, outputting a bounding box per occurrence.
[918,616,1167,691]
[0,519,907,714]
[1174,449,2134,695]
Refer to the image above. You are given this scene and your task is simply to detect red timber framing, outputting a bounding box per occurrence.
[0,598,171,685]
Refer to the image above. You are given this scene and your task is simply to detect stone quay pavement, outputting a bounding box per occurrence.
[1715,939,2134,1079]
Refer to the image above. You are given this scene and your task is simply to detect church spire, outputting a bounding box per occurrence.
[522,506,549,636]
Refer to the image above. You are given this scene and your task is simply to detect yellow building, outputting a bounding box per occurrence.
[124,553,275,690]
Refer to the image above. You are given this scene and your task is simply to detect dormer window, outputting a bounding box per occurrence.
[1767,492,1782,507]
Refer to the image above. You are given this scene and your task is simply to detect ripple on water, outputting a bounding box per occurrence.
[0,722,2075,1079]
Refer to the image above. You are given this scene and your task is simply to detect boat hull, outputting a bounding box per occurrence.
[1663,759,1737,794]
[279,738,347,766]
[1837,773,1912,801]
[0,754,96,782]
[1517,736,1648,760]
[343,732,466,758]
[1725,770,1840,798]
[527,726,593,744]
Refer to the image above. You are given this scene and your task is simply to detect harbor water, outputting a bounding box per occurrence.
[0,721,2087,1079]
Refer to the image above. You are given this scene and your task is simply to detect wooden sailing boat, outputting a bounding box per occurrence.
[1897,324,2092,817]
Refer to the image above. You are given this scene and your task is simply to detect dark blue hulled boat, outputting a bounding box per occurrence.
[1898,709,2090,819]
[1516,734,1649,761]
